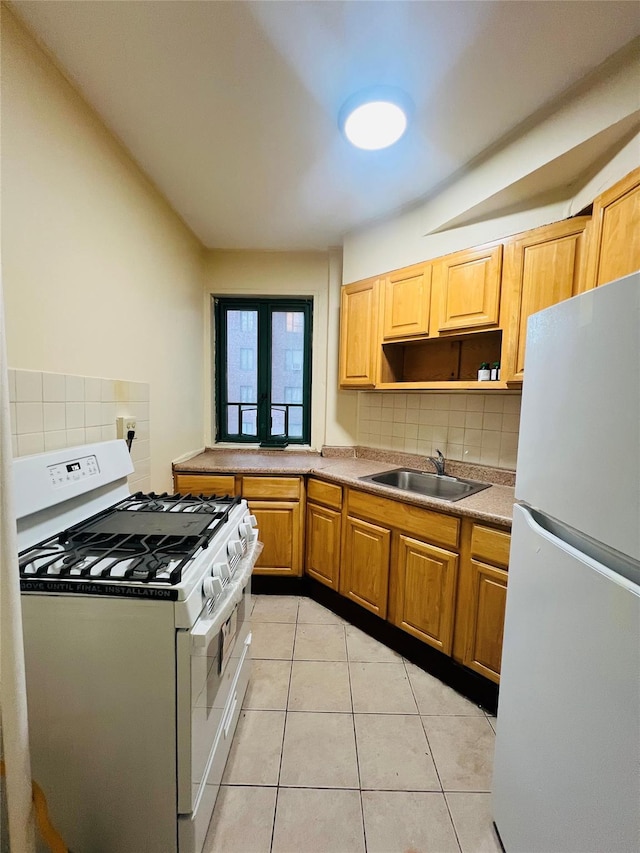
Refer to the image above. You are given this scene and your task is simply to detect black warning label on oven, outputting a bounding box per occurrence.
[20,579,179,600]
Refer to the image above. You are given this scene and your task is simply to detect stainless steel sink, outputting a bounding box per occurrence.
[359,468,490,502]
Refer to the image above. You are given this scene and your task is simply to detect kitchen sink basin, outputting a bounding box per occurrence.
[359,468,490,502]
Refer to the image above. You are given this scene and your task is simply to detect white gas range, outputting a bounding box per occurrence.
[14,440,259,853]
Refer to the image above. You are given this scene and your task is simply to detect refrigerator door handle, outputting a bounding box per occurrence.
[520,504,640,592]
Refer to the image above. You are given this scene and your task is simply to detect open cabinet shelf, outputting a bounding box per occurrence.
[379,330,504,388]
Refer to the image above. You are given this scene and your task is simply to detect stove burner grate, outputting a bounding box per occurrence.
[18,492,242,586]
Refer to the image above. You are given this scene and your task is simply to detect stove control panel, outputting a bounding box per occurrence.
[47,454,100,488]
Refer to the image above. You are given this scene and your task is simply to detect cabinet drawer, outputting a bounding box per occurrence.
[471,524,511,569]
[347,488,459,549]
[242,476,301,500]
[307,478,343,510]
[174,474,237,497]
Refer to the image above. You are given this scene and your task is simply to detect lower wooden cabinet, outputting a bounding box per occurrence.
[250,501,302,576]
[306,502,341,590]
[389,534,458,655]
[173,472,304,577]
[453,521,510,683]
[174,471,511,685]
[462,560,508,683]
[340,515,390,617]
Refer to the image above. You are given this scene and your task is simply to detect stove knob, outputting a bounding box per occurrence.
[213,561,231,583]
[239,522,255,540]
[227,540,243,560]
[203,576,223,601]
[244,514,258,528]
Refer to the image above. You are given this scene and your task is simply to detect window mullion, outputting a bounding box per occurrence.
[257,303,270,440]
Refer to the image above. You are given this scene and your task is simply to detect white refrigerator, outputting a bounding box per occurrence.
[492,272,640,853]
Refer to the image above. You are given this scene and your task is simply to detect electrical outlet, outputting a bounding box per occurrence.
[116,416,137,439]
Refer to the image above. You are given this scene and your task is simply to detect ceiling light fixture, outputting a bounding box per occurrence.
[339,87,412,151]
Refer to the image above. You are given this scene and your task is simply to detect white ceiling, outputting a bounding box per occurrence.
[11,1,640,250]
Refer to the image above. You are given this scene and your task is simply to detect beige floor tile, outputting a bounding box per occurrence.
[362,791,459,853]
[252,594,299,623]
[272,788,365,853]
[422,715,495,791]
[405,661,484,716]
[446,792,503,853]
[279,712,359,788]
[354,714,440,791]
[288,660,352,712]
[297,598,345,624]
[251,621,296,660]
[202,785,276,853]
[242,659,291,710]
[293,623,347,660]
[349,662,418,714]
[221,710,285,785]
[346,625,402,662]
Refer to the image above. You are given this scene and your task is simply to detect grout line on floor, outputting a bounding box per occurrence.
[269,621,296,853]
[407,669,464,853]
[346,644,368,852]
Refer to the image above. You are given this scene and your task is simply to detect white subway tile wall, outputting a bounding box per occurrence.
[8,369,151,492]
[357,392,521,470]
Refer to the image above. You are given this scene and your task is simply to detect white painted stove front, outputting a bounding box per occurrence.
[14,441,256,853]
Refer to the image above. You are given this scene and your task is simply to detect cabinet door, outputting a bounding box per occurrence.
[173,473,237,496]
[501,217,589,383]
[305,503,341,590]
[382,264,431,340]
[340,516,390,617]
[391,535,458,654]
[584,167,640,289]
[339,278,379,388]
[433,243,502,333]
[249,501,302,576]
[463,560,508,683]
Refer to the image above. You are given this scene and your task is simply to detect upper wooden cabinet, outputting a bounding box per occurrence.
[584,167,640,289]
[501,217,590,384]
[339,168,639,392]
[433,243,503,333]
[382,263,432,341]
[339,278,380,388]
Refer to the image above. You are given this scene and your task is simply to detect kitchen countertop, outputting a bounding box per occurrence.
[174,448,515,527]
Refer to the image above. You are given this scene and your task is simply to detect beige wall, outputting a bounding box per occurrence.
[1,8,205,491]
[202,249,358,450]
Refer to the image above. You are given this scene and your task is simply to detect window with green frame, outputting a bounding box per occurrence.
[214,298,313,445]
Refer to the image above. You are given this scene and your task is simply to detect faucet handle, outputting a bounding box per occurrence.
[431,449,445,475]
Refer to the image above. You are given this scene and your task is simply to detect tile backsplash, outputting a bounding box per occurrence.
[8,369,151,492]
[357,392,521,470]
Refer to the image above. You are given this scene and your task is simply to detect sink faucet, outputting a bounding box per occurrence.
[427,449,446,476]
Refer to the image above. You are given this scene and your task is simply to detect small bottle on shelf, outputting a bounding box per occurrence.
[491,361,501,381]
[477,362,491,381]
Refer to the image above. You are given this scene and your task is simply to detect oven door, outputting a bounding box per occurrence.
[176,578,252,851]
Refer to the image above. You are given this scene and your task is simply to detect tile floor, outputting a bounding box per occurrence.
[202,595,502,853]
